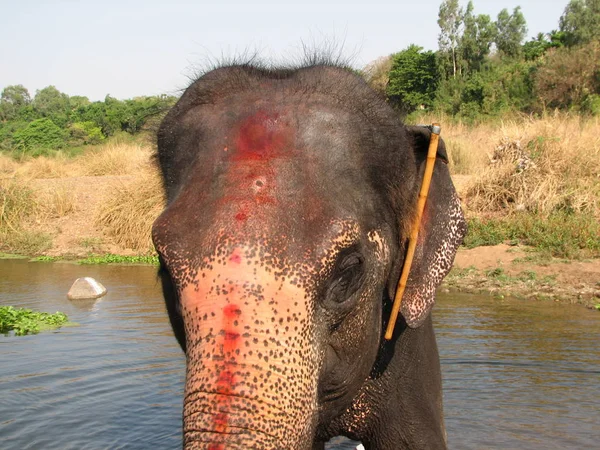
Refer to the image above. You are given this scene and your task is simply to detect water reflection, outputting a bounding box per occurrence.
[1,260,599,449]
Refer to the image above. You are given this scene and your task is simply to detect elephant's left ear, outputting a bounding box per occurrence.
[400,126,467,328]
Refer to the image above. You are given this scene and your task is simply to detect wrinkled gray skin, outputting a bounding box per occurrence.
[151,63,467,450]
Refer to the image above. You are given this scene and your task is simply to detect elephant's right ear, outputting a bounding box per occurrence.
[392,125,467,328]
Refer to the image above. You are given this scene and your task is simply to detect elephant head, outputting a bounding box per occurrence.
[152,64,466,450]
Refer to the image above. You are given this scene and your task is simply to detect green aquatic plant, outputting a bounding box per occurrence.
[77,254,159,265]
[0,306,70,336]
[31,255,59,262]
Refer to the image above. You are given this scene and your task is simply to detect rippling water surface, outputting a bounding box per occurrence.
[1,260,599,449]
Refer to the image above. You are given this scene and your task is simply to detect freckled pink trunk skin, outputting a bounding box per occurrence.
[180,247,319,450]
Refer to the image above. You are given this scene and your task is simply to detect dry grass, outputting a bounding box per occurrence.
[441,121,495,175]
[0,140,154,180]
[37,185,76,218]
[13,154,72,179]
[0,178,52,254]
[408,113,600,218]
[463,114,600,217]
[79,142,152,176]
[0,154,18,175]
[0,179,38,233]
[95,168,165,252]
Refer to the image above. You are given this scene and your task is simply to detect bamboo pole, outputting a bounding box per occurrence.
[385,124,441,340]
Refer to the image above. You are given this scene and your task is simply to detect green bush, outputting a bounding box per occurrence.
[70,121,105,145]
[582,94,600,116]
[13,118,68,152]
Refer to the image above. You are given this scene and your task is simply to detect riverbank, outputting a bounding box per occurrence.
[444,244,600,309]
[1,116,599,309]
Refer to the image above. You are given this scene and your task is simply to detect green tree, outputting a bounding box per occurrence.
[523,33,550,60]
[70,121,104,145]
[13,118,67,151]
[438,0,464,78]
[33,86,70,127]
[495,7,528,57]
[460,1,495,73]
[522,32,565,60]
[387,45,438,114]
[0,85,32,121]
[69,95,90,111]
[559,0,600,46]
[103,95,129,135]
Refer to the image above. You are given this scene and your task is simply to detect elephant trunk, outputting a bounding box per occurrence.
[177,246,321,449]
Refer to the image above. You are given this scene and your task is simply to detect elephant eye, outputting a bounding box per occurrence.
[327,251,365,305]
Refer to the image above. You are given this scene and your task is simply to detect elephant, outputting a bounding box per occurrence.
[151,62,467,450]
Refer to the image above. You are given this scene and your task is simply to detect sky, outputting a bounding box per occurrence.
[0,0,568,101]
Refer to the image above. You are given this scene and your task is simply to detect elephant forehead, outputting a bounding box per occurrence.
[232,109,294,161]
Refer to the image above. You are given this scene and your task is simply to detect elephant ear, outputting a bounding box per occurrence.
[400,126,467,328]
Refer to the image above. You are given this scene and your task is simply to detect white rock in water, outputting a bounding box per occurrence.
[67,277,107,300]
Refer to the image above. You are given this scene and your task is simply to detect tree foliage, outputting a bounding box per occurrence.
[386,45,438,114]
[460,1,495,73]
[0,83,176,155]
[13,118,67,151]
[0,85,32,121]
[495,7,528,57]
[533,41,600,112]
[560,0,600,46]
[438,0,464,78]
[381,0,600,121]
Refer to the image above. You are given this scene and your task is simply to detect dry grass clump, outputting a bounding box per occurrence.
[13,154,72,179]
[0,154,18,175]
[442,120,495,175]
[37,185,76,218]
[80,142,152,176]
[0,179,38,233]
[1,140,154,180]
[464,114,600,217]
[0,178,52,254]
[95,168,165,252]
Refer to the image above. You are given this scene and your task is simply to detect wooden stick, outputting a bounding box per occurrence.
[385,124,441,340]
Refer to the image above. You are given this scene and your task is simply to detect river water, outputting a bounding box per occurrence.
[1,259,599,449]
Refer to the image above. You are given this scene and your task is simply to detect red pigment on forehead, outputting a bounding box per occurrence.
[234,211,248,222]
[234,111,291,161]
[211,303,242,436]
[219,110,293,225]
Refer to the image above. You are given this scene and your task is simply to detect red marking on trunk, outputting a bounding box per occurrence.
[211,304,242,435]
[223,304,242,318]
[208,445,224,450]
[217,369,235,387]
